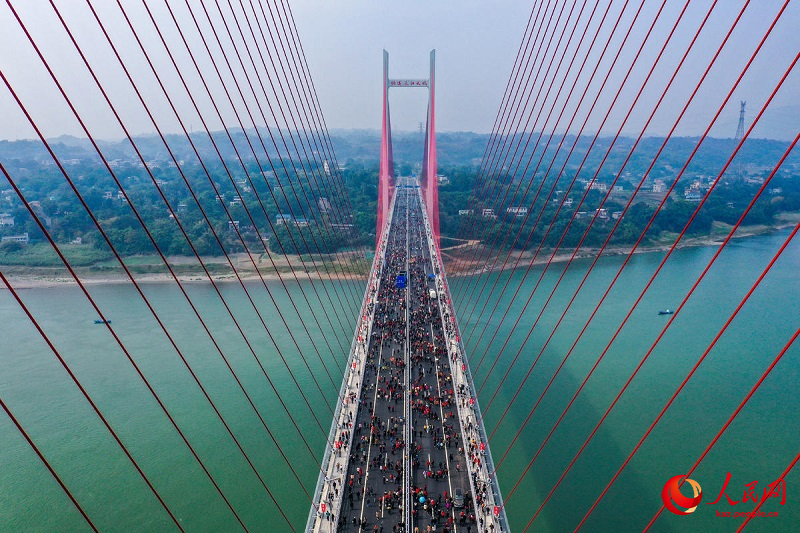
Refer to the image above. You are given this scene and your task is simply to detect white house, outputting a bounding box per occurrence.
[1,233,29,244]
[585,181,608,192]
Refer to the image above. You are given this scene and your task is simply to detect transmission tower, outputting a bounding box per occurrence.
[734,101,746,142]
[734,101,746,179]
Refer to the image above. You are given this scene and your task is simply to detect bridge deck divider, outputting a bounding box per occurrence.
[402,187,412,529]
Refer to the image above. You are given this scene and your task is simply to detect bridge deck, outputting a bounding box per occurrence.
[309,181,507,532]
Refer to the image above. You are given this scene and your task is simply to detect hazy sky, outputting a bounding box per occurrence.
[289,0,799,138]
[0,0,798,142]
[288,0,533,133]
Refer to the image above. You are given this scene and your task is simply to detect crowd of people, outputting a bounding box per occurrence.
[405,197,478,533]
[335,190,479,532]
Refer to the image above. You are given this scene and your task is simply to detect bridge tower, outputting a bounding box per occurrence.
[377,50,440,247]
[420,50,440,249]
[377,50,395,246]
[308,51,508,532]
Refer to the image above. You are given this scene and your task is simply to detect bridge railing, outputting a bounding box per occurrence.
[306,193,399,533]
[417,187,510,533]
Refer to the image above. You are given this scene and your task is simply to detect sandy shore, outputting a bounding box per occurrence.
[442,221,797,276]
[0,271,367,290]
[0,250,372,289]
[1,221,795,289]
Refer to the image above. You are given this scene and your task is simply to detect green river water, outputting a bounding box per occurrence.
[1,229,798,532]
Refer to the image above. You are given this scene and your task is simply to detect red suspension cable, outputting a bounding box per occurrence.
[464,0,651,377]
[510,44,798,530]
[645,323,800,532]
[449,0,590,295]
[581,177,798,528]
[446,0,558,260]
[476,0,720,420]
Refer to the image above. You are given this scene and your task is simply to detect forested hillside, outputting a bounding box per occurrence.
[1,130,798,266]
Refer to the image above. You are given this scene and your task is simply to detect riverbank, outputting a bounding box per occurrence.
[440,215,800,276]
[0,249,372,289]
[2,216,797,288]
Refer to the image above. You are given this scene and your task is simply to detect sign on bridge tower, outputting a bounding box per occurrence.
[377,50,440,247]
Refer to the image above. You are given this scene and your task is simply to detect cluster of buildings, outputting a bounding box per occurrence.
[462,207,529,220]
[0,211,29,245]
[459,201,624,224]
[275,213,310,227]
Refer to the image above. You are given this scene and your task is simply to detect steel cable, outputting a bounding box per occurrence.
[500,42,797,523]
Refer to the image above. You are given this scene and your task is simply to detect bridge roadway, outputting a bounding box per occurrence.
[308,180,507,532]
[338,184,474,532]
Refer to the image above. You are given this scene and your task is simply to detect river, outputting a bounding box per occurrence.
[1,229,798,531]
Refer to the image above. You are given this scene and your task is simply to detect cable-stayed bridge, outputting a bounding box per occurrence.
[0,2,798,532]
[307,50,507,532]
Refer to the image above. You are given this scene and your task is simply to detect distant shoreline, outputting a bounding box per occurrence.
[1,221,795,290]
[0,249,371,290]
[0,270,369,290]
[443,220,798,277]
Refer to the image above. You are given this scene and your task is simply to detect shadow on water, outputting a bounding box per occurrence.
[487,364,675,533]
[456,229,800,533]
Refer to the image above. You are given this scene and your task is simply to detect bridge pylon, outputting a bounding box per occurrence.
[377,50,440,247]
